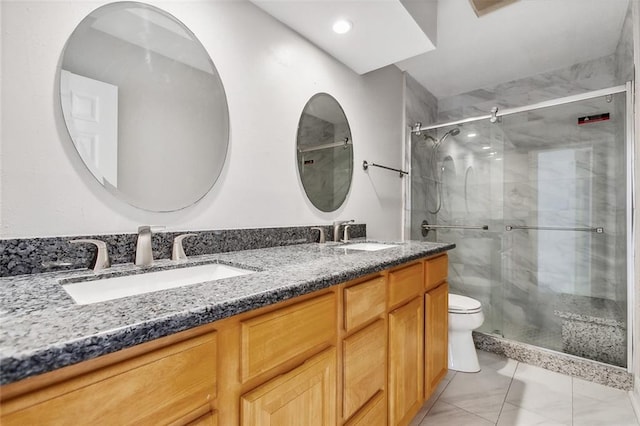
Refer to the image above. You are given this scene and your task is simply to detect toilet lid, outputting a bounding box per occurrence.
[448,294,482,313]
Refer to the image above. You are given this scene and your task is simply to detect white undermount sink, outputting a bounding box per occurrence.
[62,263,254,305]
[335,242,399,251]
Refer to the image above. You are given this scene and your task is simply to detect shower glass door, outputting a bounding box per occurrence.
[412,122,505,336]
[499,92,627,367]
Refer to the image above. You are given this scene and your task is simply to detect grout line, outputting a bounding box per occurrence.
[412,373,457,426]
[426,372,455,416]
[495,360,519,425]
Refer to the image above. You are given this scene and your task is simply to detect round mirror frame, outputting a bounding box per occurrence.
[296,93,353,212]
[59,2,229,212]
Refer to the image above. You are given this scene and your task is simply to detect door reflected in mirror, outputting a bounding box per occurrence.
[60,2,229,211]
[297,93,353,212]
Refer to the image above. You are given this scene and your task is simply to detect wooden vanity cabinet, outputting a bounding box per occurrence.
[238,292,338,425]
[424,281,448,398]
[424,255,449,399]
[341,275,387,424]
[387,262,425,426]
[0,328,219,426]
[240,293,336,382]
[241,347,337,426]
[0,254,450,426]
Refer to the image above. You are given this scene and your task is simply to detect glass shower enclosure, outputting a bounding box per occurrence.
[411,86,631,368]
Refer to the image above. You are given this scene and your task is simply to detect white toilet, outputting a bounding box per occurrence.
[448,294,484,373]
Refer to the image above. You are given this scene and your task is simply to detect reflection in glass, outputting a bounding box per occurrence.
[297,93,353,212]
[60,2,229,211]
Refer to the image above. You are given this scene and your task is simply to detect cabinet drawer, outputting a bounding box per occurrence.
[344,276,386,333]
[344,391,386,426]
[389,262,423,307]
[241,347,337,426]
[343,320,385,420]
[2,332,217,425]
[241,293,336,381]
[425,254,448,290]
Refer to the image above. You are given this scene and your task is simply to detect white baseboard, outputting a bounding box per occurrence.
[629,389,640,423]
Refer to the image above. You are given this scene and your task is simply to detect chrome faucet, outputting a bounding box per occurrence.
[332,220,354,242]
[135,226,164,266]
[172,233,196,260]
[343,225,351,242]
[69,239,111,271]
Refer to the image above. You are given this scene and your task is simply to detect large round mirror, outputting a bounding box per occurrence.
[296,93,353,212]
[60,2,229,211]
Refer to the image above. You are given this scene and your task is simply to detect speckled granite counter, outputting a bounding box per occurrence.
[0,240,454,386]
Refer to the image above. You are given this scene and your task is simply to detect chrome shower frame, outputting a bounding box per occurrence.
[409,83,636,373]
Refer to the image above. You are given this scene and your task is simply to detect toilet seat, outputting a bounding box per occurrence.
[449,294,482,314]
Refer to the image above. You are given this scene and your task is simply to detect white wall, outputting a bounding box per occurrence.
[0,0,404,240]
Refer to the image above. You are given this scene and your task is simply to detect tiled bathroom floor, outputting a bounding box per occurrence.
[410,350,639,426]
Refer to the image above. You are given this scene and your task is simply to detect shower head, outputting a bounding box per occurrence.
[439,128,460,145]
[421,127,460,146]
[431,127,460,147]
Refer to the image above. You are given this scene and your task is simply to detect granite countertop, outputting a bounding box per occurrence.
[0,240,454,386]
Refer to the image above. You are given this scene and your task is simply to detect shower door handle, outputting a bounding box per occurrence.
[505,225,604,233]
[422,224,489,230]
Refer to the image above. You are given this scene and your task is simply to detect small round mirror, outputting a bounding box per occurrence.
[60,2,229,211]
[296,93,353,212]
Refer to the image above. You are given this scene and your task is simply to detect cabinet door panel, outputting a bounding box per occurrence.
[425,255,448,291]
[343,319,385,419]
[388,297,424,426]
[344,276,386,333]
[425,282,448,398]
[389,263,423,308]
[344,391,386,426]
[241,347,337,426]
[241,293,336,382]
[2,332,217,426]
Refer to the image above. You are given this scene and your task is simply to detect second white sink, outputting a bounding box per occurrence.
[62,263,254,305]
[336,242,399,251]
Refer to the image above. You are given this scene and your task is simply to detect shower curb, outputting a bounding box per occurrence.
[473,331,633,390]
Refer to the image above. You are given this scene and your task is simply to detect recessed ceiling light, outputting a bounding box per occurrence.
[332,19,353,34]
[482,146,491,149]
[467,132,477,138]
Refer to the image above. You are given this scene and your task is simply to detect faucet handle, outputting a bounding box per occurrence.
[172,233,197,260]
[310,227,326,244]
[138,225,165,233]
[69,239,111,271]
[342,225,351,242]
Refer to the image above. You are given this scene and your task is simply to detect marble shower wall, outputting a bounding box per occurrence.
[615,2,635,84]
[404,73,438,241]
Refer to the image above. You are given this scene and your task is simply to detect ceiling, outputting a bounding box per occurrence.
[397,0,630,98]
[251,0,630,99]
[250,0,436,74]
